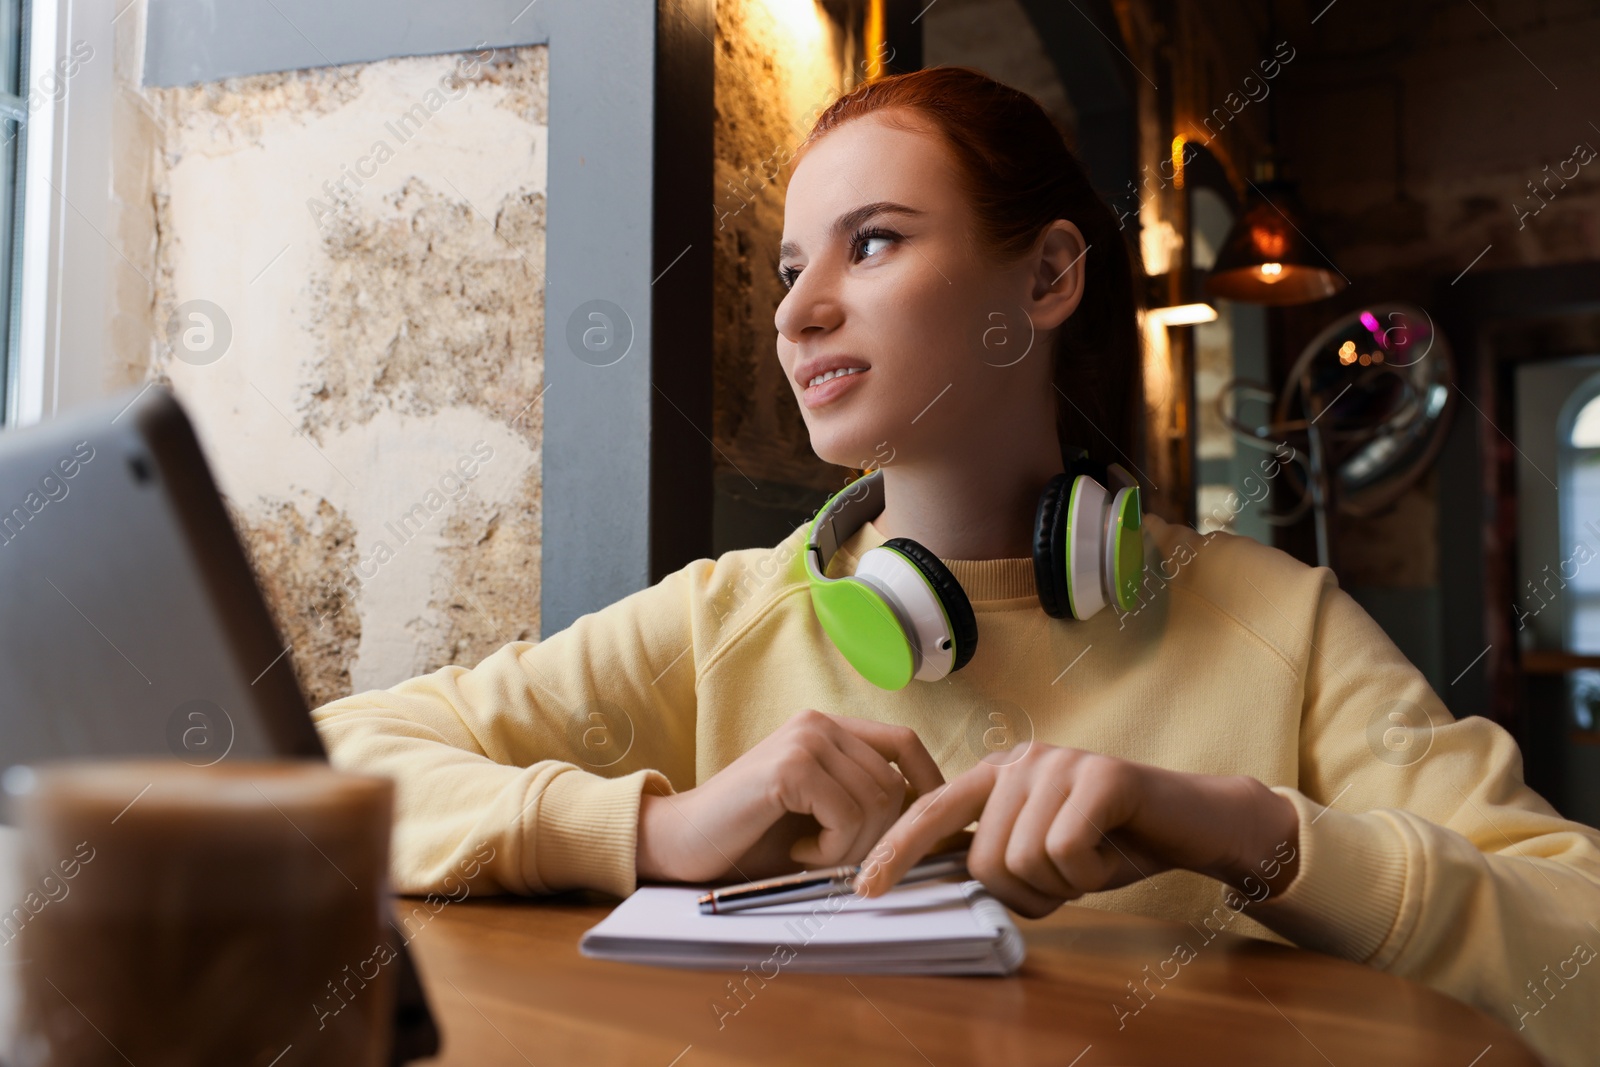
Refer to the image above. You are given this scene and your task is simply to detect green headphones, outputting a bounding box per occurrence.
[804,452,1144,690]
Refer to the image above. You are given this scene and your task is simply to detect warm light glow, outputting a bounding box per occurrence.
[1338,339,1384,367]
[1140,310,1173,416]
[1249,224,1290,260]
[1148,302,1219,326]
[865,0,887,81]
[1141,217,1181,276]
[762,0,828,60]
[1258,262,1285,283]
[1171,136,1186,190]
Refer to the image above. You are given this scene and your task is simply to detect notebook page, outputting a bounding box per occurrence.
[581,877,998,950]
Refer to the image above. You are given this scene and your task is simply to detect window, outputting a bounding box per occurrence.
[1557,372,1600,728]
[0,0,23,425]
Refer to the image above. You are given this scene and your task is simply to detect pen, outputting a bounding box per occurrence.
[697,847,970,915]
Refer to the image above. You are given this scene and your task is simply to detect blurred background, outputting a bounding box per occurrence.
[2,0,1598,822]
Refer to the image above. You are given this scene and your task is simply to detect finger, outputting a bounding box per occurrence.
[961,770,1065,919]
[832,716,946,797]
[1001,779,1081,902]
[730,811,825,880]
[1044,775,1154,894]
[824,730,915,859]
[774,752,864,867]
[853,763,996,896]
[793,736,901,866]
[826,722,913,813]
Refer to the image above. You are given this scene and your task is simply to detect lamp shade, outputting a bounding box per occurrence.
[1206,178,1345,306]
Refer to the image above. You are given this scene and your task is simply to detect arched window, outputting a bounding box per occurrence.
[1555,373,1600,727]
[1570,389,1600,448]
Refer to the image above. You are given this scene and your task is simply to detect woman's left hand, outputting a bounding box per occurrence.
[852,741,1301,918]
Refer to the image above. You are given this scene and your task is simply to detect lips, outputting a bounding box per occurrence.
[806,365,857,387]
[794,355,870,390]
[800,366,869,409]
[793,355,872,410]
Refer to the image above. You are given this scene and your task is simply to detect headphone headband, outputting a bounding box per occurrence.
[805,469,886,583]
[805,462,1138,581]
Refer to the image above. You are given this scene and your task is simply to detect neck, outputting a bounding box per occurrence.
[872,444,1063,561]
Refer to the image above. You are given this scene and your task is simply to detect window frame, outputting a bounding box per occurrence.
[0,0,27,424]
[4,0,118,429]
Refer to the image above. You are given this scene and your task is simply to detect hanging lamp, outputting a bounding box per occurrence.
[1206,10,1346,309]
[1206,155,1346,306]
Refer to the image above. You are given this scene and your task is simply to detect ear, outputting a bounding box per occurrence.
[1028,219,1088,330]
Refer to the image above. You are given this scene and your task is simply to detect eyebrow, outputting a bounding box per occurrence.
[778,201,926,262]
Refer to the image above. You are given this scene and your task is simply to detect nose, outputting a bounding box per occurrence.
[774,265,844,345]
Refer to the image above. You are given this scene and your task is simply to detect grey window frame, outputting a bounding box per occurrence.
[0,0,28,425]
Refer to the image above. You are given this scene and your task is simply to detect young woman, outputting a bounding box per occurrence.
[313,66,1600,1063]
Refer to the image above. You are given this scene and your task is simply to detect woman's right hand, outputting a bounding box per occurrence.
[635,708,945,884]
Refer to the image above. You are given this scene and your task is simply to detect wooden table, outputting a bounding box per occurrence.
[399,892,1539,1066]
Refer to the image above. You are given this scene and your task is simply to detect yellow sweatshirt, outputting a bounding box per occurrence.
[312,512,1600,1065]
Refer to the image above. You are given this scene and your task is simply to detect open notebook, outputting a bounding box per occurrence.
[579,877,1025,975]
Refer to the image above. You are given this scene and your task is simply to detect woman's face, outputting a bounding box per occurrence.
[775,113,1081,472]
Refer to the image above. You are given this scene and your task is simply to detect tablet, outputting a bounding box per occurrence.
[0,383,324,768]
[0,382,439,1063]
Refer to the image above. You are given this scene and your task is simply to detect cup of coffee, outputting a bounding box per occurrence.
[4,759,396,1067]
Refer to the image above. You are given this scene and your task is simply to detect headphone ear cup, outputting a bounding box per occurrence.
[879,537,979,672]
[810,574,918,690]
[1032,474,1071,619]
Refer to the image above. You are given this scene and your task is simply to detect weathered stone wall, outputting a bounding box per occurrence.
[711,0,856,495]
[120,47,549,707]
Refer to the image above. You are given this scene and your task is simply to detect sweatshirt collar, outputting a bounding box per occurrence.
[829,519,1039,604]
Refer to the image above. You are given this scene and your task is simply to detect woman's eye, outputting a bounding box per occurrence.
[777,228,899,290]
[854,229,898,261]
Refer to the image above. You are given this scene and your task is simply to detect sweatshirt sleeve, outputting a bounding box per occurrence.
[1248,570,1600,1065]
[309,559,709,901]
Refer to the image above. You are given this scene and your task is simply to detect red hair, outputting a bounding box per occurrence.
[797,65,1145,476]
